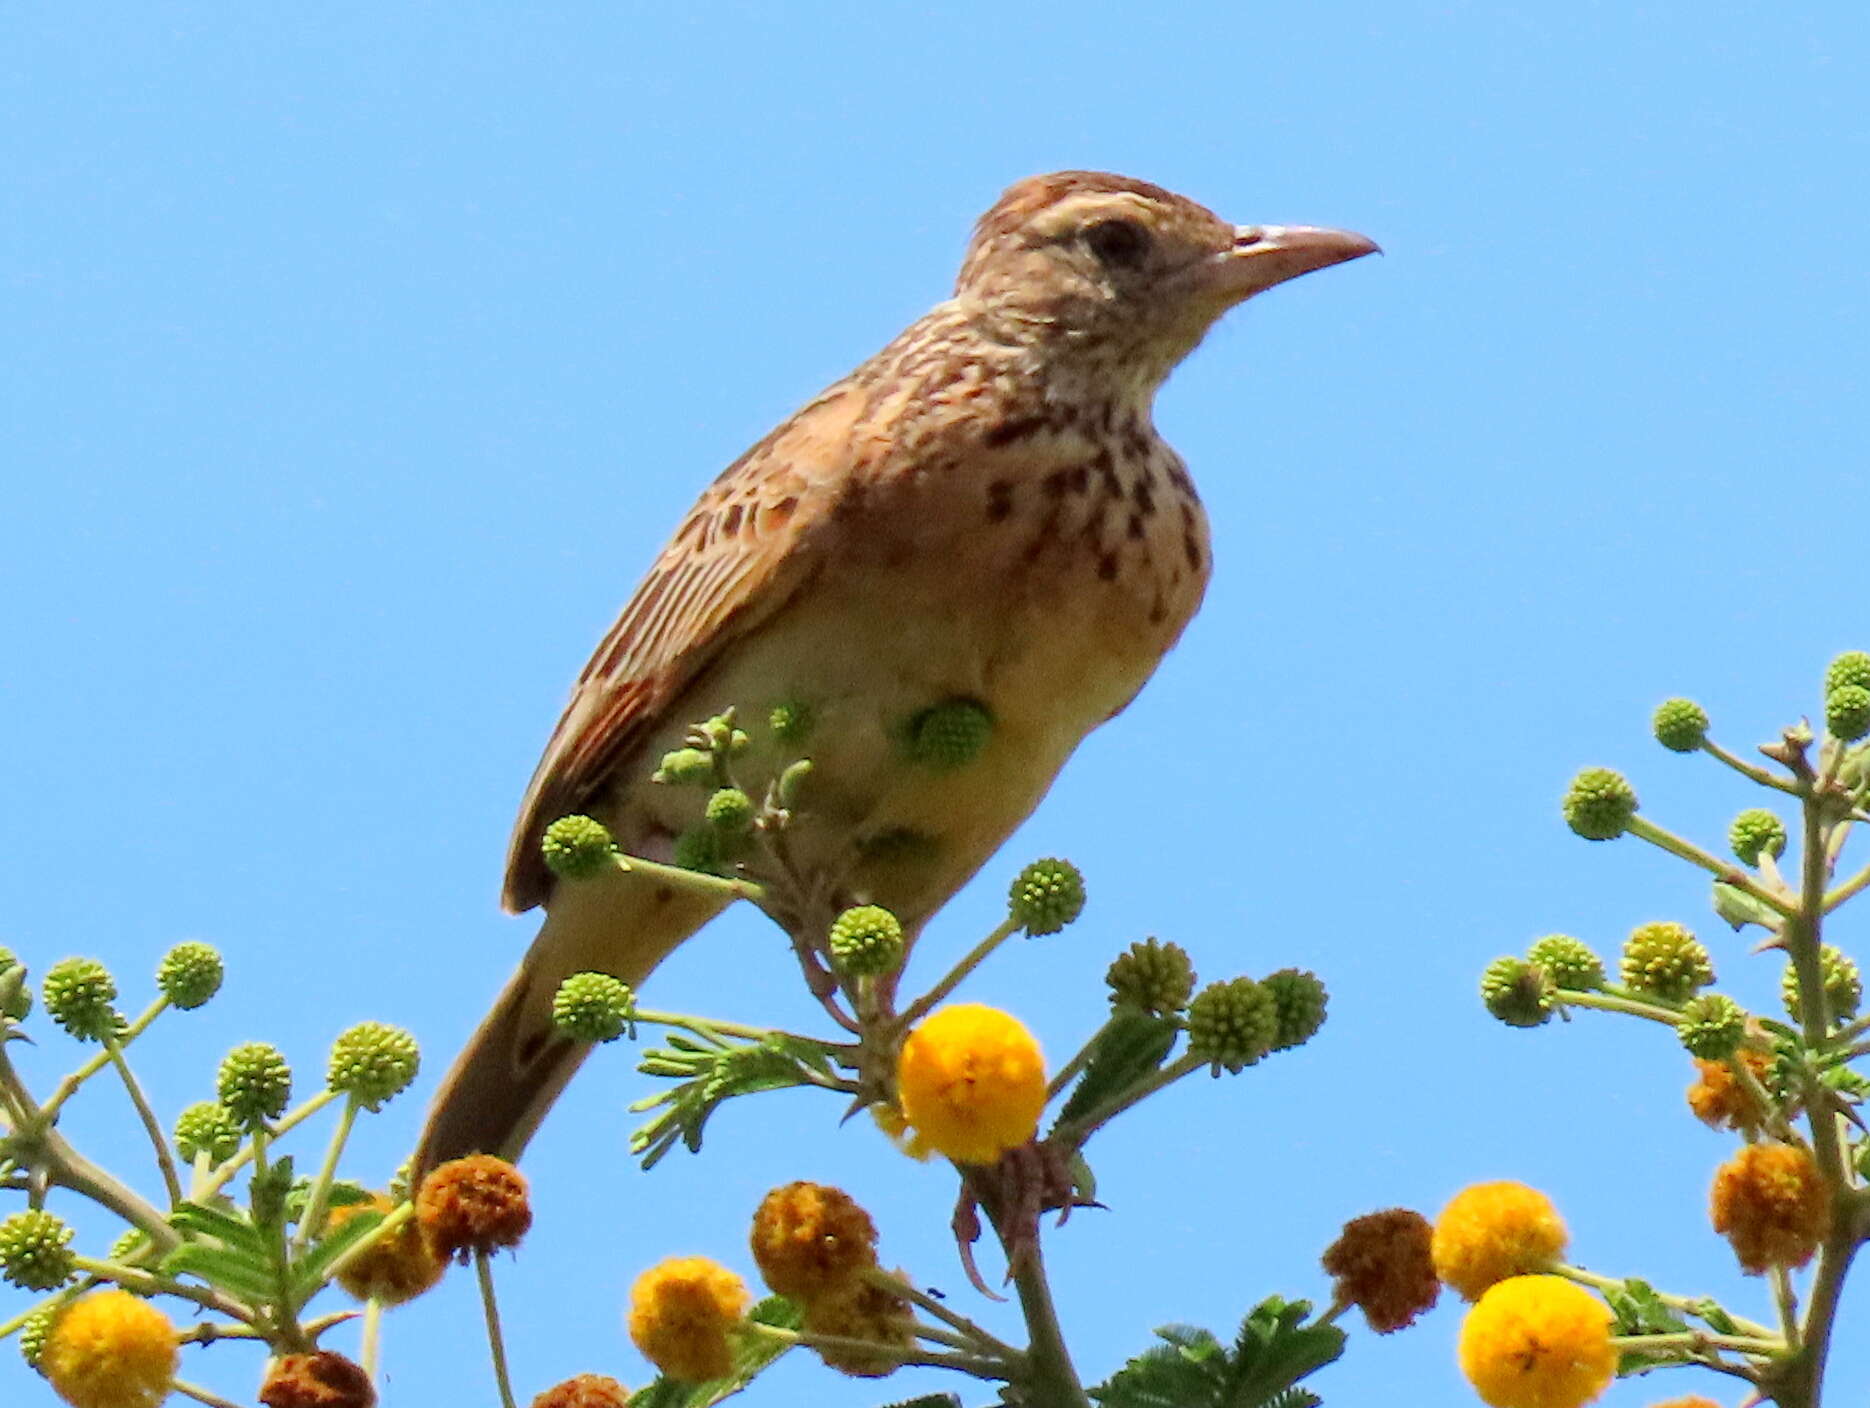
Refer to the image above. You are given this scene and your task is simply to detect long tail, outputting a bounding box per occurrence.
[412,862,728,1177]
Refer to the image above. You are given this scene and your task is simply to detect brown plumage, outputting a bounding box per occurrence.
[414,171,1375,1173]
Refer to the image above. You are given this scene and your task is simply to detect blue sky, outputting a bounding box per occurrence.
[4,4,1868,1404]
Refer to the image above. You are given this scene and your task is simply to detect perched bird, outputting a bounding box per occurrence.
[415,171,1374,1172]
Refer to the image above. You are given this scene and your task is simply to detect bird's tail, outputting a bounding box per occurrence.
[412,863,728,1178]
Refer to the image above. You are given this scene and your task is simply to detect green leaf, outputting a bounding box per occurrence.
[249,1155,297,1236]
[289,1207,387,1305]
[631,1035,839,1170]
[169,1201,270,1258]
[1056,1012,1180,1129]
[1092,1324,1230,1408]
[1695,1298,1739,1335]
[161,1243,278,1303]
[1224,1298,1344,1408]
[1712,880,1779,932]
[627,1296,802,1408]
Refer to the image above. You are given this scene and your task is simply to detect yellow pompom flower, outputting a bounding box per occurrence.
[40,1290,178,1408]
[1433,1181,1569,1301]
[627,1256,750,1382]
[749,1182,879,1300]
[328,1194,444,1306]
[1710,1142,1831,1274]
[896,1003,1046,1164]
[1458,1275,1615,1408]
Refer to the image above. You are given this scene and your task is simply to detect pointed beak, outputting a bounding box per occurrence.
[1191,224,1380,304]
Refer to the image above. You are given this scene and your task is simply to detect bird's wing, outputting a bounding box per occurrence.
[502,381,875,912]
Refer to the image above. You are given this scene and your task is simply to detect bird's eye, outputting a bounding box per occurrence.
[1082,218,1151,270]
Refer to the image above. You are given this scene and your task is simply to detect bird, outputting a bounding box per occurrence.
[413,170,1375,1174]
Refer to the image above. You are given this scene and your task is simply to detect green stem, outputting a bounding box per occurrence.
[747,1321,1006,1376]
[360,1298,383,1381]
[1006,1234,1088,1408]
[1703,739,1799,793]
[863,1266,1023,1362]
[1555,1264,1775,1339]
[1627,818,1797,917]
[1783,1227,1862,1408]
[322,1201,416,1287]
[172,1380,249,1408]
[476,1251,520,1408]
[1769,1264,1801,1348]
[1051,1053,1205,1148]
[68,1255,253,1324]
[1556,988,1685,1026]
[1789,798,1851,1190]
[1608,1330,1786,1356]
[41,997,170,1119]
[198,1089,342,1199]
[899,918,1022,1030]
[292,1096,360,1253]
[1824,859,1870,913]
[616,851,766,906]
[1046,1016,1118,1101]
[103,1033,182,1207]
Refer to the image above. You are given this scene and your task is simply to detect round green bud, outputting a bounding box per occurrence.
[1652,698,1709,753]
[541,814,618,880]
[1009,858,1086,935]
[1262,968,1328,1051]
[1783,945,1863,1025]
[1620,921,1715,1003]
[108,1228,151,1266]
[1186,978,1277,1073]
[1729,808,1788,867]
[174,1101,243,1164]
[1825,651,1870,695]
[907,698,993,770]
[1676,993,1746,1060]
[41,957,120,1043]
[0,945,30,1022]
[0,1210,75,1292]
[552,972,635,1043]
[768,699,815,745]
[327,1021,421,1109]
[1525,935,1605,992]
[1104,938,1196,1018]
[653,747,717,787]
[704,787,755,834]
[672,824,724,875]
[17,1304,56,1372]
[827,904,906,978]
[1828,684,1870,743]
[157,940,224,1010]
[1562,768,1638,841]
[1481,956,1554,1028]
[217,1042,293,1125]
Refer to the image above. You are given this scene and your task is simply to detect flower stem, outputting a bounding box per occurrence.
[1051,1053,1205,1148]
[1702,739,1799,793]
[292,1096,360,1253]
[476,1250,520,1408]
[172,1380,249,1408]
[1007,1234,1088,1408]
[103,1032,182,1208]
[1627,818,1797,917]
[1555,1264,1776,1339]
[863,1266,1023,1362]
[899,918,1022,1030]
[41,997,170,1119]
[360,1298,384,1380]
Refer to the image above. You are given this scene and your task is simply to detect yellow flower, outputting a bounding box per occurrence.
[896,1004,1046,1164]
[1686,1050,1772,1132]
[40,1290,178,1408]
[1320,1207,1440,1333]
[627,1256,750,1382]
[329,1194,444,1306]
[749,1182,879,1300]
[1433,1181,1568,1301]
[1710,1142,1831,1274]
[1458,1275,1615,1408]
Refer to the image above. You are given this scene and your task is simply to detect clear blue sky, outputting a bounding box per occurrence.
[5,4,1867,1404]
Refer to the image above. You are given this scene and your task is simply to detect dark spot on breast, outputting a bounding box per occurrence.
[1044,464,1090,497]
[675,514,705,545]
[986,479,1015,522]
[984,415,1044,448]
[1131,478,1156,515]
[1166,462,1195,495]
[719,504,743,538]
[1148,597,1169,625]
[1183,533,1204,570]
[1127,511,1145,540]
[1097,552,1119,581]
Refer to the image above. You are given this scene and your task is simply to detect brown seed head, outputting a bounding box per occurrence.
[530,1373,630,1408]
[749,1182,880,1300]
[416,1154,532,1263]
[801,1275,916,1379]
[259,1350,376,1408]
[1321,1208,1441,1333]
[1710,1142,1831,1274]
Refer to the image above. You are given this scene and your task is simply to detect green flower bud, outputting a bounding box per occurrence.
[1263,968,1328,1051]
[768,699,815,745]
[1186,977,1278,1074]
[1481,956,1554,1028]
[552,972,635,1043]
[1676,993,1746,1060]
[1104,938,1196,1018]
[1729,808,1788,866]
[108,1228,151,1266]
[1525,935,1605,992]
[672,824,724,875]
[174,1101,243,1164]
[17,1304,56,1371]
[776,758,814,809]
[327,1021,421,1109]
[1008,858,1086,935]
[0,1210,75,1292]
[653,747,717,787]
[1829,684,1870,742]
[1825,651,1870,695]
[41,957,120,1042]
[157,941,224,1010]
[1620,921,1715,1003]
[217,1042,293,1125]
[0,946,29,1022]
[1783,945,1863,1024]
[704,787,755,834]
[1652,698,1709,753]
[1562,768,1638,841]
[541,815,618,880]
[827,905,906,978]
[907,699,993,770]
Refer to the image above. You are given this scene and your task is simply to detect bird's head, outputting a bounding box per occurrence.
[955,171,1376,389]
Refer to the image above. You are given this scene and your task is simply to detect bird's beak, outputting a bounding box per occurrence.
[1189,225,1380,305]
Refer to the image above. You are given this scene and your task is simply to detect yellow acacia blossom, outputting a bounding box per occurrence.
[1458,1275,1615,1408]
[1433,1181,1568,1301]
[627,1256,750,1382]
[896,1004,1046,1164]
[749,1182,879,1300]
[39,1290,178,1408]
[1710,1142,1830,1273]
[329,1194,444,1305]
[1686,1050,1773,1132]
